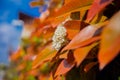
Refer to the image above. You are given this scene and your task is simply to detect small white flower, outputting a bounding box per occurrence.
[52,24,67,51]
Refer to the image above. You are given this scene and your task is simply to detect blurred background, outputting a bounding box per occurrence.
[0,0,40,79]
[0,0,40,64]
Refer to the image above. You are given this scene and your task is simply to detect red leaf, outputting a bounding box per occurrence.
[86,0,113,22]
[55,59,75,76]
[63,25,99,50]
[98,11,120,70]
[74,42,98,66]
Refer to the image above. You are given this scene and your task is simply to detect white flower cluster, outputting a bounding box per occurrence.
[52,25,67,51]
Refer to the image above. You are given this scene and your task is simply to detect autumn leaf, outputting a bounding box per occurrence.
[10,48,24,61]
[55,59,75,76]
[32,44,57,69]
[47,13,70,28]
[31,26,55,42]
[74,42,98,66]
[17,62,26,71]
[98,11,120,70]
[63,25,100,51]
[64,0,73,5]
[30,21,52,39]
[38,72,54,80]
[59,51,69,59]
[90,12,107,24]
[23,54,35,61]
[64,20,89,39]
[38,74,51,80]
[86,0,113,22]
[84,62,98,72]
[55,75,65,80]
[55,51,75,76]
[30,0,44,7]
[51,0,93,17]
[42,27,55,40]
[47,73,54,80]
[64,20,80,39]
[46,0,92,27]
[27,69,39,76]
[77,36,100,47]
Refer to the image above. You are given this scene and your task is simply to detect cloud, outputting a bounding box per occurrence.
[12,19,24,26]
[0,22,23,64]
[0,22,23,52]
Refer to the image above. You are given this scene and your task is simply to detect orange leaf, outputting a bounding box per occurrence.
[75,36,100,47]
[32,44,57,69]
[55,75,65,80]
[47,0,92,27]
[54,76,62,80]
[59,51,69,59]
[55,59,75,76]
[64,0,73,4]
[31,26,55,42]
[86,0,113,22]
[38,75,49,80]
[10,48,23,61]
[38,73,53,80]
[64,20,89,39]
[30,1,44,7]
[63,25,99,50]
[74,42,98,66]
[98,11,120,70]
[84,62,98,72]
[51,0,93,17]
[27,69,39,76]
[49,73,54,80]
[64,20,80,39]
[17,62,26,71]
[42,26,55,40]
[47,13,69,28]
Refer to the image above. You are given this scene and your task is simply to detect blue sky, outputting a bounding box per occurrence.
[0,0,40,64]
[0,0,40,23]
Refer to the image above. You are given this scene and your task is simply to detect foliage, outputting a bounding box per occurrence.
[10,0,120,80]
